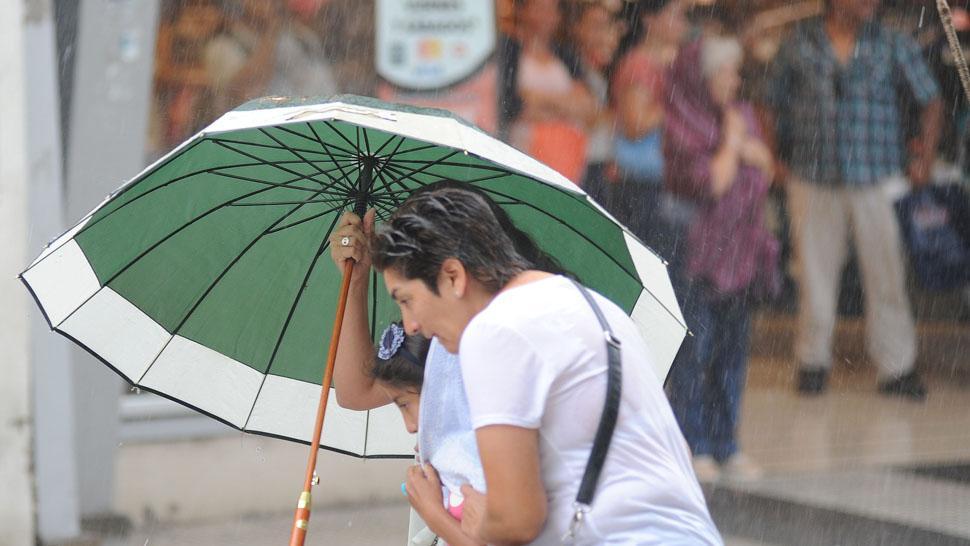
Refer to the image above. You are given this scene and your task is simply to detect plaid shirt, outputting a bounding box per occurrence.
[765,18,940,186]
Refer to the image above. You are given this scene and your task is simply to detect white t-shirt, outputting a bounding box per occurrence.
[459,276,722,545]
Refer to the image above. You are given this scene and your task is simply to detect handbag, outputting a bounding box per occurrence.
[895,184,970,291]
[562,280,623,544]
[613,129,664,182]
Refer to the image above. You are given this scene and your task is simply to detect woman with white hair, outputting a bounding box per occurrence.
[663,35,779,482]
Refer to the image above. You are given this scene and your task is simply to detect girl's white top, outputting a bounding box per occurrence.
[419,339,487,496]
[459,276,722,545]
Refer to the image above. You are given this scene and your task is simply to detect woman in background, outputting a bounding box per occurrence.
[566,1,623,206]
[663,35,778,482]
[610,0,687,254]
[505,0,598,184]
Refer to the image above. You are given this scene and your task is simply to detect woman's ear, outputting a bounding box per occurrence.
[438,258,467,298]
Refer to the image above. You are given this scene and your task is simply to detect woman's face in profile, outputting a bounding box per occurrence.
[383,267,465,354]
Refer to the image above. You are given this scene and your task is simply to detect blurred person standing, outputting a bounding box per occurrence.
[763,0,943,400]
[267,0,338,97]
[502,0,598,184]
[663,36,778,482]
[611,0,688,255]
[566,1,623,206]
[203,0,280,113]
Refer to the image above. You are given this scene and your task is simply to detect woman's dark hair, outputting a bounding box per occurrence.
[372,186,532,293]
[370,327,431,391]
[411,180,568,276]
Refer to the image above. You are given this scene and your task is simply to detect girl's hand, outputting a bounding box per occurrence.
[459,484,487,541]
[405,464,445,522]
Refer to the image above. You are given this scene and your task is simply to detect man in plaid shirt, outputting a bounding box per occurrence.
[763,0,943,400]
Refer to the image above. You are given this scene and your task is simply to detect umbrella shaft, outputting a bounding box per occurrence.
[289,258,356,546]
[354,159,375,218]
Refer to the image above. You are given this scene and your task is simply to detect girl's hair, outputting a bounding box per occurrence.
[369,323,431,391]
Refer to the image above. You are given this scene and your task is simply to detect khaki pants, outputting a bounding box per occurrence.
[787,176,916,379]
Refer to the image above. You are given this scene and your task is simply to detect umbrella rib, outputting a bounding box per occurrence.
[379,163,511,193]
[230,196,348,207]
[210,134,358,161]
[382,142,442,157]
[214,140,336,188]
[100,176,342,289]
[264,201,351,235]
[243,212,344,431]
[138,203,352,391]
[370,132,401,157]
[258,127,349,189]
[306,122,359,194]
[212,139,353,194]
[369,199,397,219]
[209,169,349,200]
[379,149,462,188]
[132,194,350,387]
[274,124,359,158]
[68,159,326,248]
[84,138,205,218]
[371,169,404,209]
[323,121,363,153]
[368,137,409,193]
[47,170,336,332]
[169,194,352,339]
[361,126,372,156]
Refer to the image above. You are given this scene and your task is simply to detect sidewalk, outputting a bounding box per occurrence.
[91,355,970,546]
[103,503,409,546]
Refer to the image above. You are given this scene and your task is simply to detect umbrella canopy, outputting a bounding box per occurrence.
[20,95,686,458]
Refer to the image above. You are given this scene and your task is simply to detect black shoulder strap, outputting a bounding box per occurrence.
[569,279,623,507]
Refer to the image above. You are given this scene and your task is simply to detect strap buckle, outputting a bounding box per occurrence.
[604,331,621,349]
[561,502,590,544]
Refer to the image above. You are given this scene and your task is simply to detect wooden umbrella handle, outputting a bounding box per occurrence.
[289,258,356,546]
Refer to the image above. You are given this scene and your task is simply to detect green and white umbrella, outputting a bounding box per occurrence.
[21,95,686,457]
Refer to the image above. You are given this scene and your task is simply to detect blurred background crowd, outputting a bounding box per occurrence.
[144,0,970,479]
[5,1,970,544]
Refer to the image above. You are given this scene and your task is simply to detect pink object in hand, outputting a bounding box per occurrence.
[447,492,464,520]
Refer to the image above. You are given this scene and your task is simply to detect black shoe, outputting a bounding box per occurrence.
[797,367,828,395]
[878,371,927,401]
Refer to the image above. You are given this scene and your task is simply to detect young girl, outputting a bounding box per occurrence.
[371,322,486,546]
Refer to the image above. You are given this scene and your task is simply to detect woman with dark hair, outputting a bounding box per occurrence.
[610,0,688,253]
[565,1,624,207]
[327,181,567,545]
[370,186,721,545]
[663,35,778,482]
[502,0,598,184]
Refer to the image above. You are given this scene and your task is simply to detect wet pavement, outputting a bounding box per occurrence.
[88,317,970,546]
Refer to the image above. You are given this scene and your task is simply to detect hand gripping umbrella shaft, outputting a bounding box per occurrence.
[289,258,355,546]
[290,163,373,545]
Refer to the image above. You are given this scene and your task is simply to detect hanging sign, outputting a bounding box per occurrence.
[376,0,496,90]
